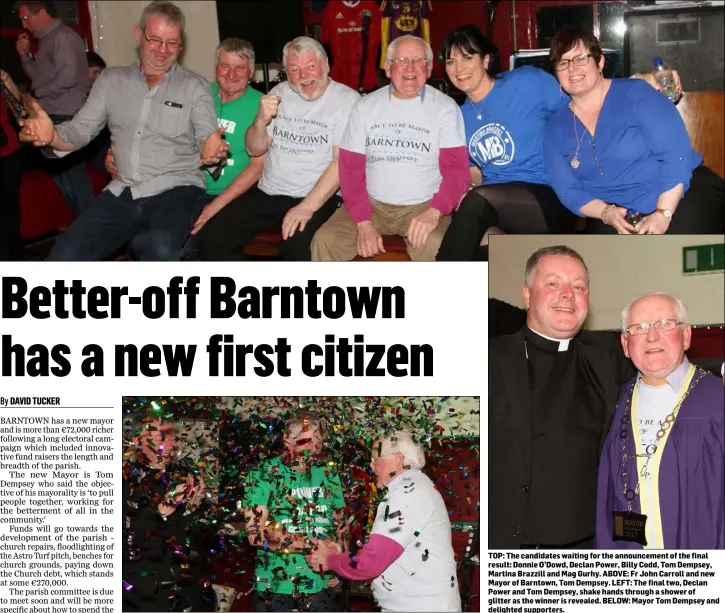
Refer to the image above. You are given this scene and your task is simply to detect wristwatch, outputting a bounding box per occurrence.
[656,208,673,219]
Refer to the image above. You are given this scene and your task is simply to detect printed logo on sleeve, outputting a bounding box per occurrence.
[469,123,515,167]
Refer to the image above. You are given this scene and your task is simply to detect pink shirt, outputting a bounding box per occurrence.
[327,534,404,580]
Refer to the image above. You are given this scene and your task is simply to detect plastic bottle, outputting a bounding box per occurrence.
[652,57,678,102]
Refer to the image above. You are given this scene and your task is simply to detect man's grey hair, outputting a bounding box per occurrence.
[140,1,185,36]
[284,410,325,437]
[524,245,589,288]
[377,430,426,469]
[620,292,689,333]
[282,36,327,69]
[216,38,255,67]
[386,35,434,63]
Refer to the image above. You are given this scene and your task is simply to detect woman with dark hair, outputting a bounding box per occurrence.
[544,27,724,235]
[436,24,576,261]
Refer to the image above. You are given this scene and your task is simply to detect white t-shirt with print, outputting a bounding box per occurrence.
[259,80,360,198]
[370,469,461,612]
[340,84,466,206]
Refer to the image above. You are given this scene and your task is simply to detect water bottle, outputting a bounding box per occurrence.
[652,57,678,102]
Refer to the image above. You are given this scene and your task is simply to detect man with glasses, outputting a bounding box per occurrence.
[14,0,94,218]
[18,1,228,261]
[311,35,469,261]
[596,293,724,549]
[488,245,723,550]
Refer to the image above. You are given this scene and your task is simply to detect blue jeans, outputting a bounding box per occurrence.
[49,114,95,218]
[178,194,214,261]
[47,185,206,261]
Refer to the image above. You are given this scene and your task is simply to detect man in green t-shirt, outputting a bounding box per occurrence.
[243,412,348,612]
[189,37,264,235]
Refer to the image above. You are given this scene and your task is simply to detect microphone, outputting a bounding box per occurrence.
[361,9,371,33]
[358,10,373,93]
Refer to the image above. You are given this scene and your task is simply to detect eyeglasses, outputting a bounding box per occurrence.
[556,53,592,71]
[625,318,683,336]
[390,57,429,67]
[142,29,181,51]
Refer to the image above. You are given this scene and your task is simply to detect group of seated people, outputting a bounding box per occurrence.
[12,0,725,262]
[124,411,465,612]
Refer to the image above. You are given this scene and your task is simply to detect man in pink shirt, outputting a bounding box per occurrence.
[311,35,469,261]
[307,430,462,611]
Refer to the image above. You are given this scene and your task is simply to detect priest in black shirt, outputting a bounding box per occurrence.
[489,245,641,549]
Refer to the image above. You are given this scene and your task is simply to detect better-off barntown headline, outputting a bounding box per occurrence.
[0,276,432,378]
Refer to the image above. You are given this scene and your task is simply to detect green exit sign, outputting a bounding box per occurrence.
[683,244,725,275]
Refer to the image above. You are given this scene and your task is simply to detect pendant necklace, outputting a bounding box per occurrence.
[474,98,484,121]
[472,79,493,120]
[569,81,606,170]
[570,111,588,170]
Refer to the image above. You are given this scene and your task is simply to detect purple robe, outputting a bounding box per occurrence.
[596,369,724,549]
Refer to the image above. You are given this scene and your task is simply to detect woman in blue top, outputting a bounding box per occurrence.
[544,27,724,235]
[437,25,576,261]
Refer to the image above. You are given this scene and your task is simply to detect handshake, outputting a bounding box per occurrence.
[305,539,343,574]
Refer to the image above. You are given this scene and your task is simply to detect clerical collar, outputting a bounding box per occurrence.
[525,327,571,352]
[638,357,691,393]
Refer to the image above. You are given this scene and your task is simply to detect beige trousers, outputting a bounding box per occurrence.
[311,199,451,262]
